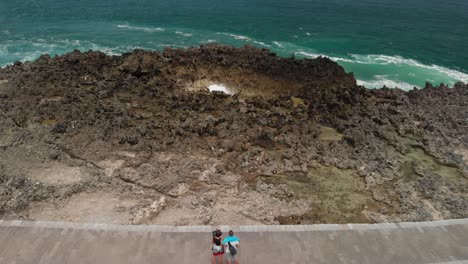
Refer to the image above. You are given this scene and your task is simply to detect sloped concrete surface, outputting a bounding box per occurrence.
[0,219,467,263]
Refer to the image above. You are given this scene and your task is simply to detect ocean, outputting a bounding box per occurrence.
[1,0,467,90]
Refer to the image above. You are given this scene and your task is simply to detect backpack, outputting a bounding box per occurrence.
[228,242,237,255]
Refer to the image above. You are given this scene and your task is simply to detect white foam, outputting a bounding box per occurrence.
[306,32,311,36]
[374,74,389,79]
[0,38,136,67]
[155,43,188,48]
[95,47,122,56]
[358,73,419,91]
[273,41,283,48]
[218,33,251,41]
[208,84,234,95]
[217,32,271,48]
[356,73,421,90]
[175,31,193,37]
[295,51,468,84]
[21,53,44,63]
[57,39,87,46]
[117,24,165,32]
[357,78,418,91]
[253,41,271,48]
[349,54,468,82]
[295,51,322,58]
[295,51,356,63]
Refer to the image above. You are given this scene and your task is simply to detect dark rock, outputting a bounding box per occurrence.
[424,81,434,89]
[51,123,67,134]
[0,45,466,223]
[454,81,466,89]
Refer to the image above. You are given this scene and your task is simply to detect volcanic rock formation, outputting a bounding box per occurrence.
[0,44,466,224]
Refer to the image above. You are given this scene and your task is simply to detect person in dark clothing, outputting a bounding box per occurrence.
[211,229,224,264]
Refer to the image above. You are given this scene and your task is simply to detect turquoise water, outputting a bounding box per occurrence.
[1,0,468,90]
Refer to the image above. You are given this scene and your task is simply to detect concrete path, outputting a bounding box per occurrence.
[0,219,467,264]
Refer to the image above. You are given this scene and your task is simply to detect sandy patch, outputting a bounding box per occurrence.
[98,159,125,177]
[27,191,139,224]
[28,165,84,185]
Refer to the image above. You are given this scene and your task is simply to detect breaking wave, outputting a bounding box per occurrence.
[217,33,251,41]
[294,50,468,89]
[356,78,417,91]
[348,54,468,82]
[116,24,165,32]
[175,31,193,37]
[0,38,157,67]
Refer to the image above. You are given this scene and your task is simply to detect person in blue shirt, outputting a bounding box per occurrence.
[222,230,240,264]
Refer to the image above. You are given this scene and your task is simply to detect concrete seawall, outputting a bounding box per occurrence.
[1,219,467,263]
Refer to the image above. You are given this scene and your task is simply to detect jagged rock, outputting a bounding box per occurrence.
[454,81,466,89]
[129,196,166,224]
[0,45,466,224]
[424,81,434,89]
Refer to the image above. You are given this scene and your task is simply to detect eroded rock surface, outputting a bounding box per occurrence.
[0,45,466,224]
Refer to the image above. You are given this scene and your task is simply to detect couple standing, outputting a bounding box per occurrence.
[212,229,240,264]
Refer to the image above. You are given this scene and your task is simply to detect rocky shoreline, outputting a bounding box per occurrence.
[0,44,466,225]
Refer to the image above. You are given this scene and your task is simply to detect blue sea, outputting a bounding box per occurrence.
[1,0,467,90]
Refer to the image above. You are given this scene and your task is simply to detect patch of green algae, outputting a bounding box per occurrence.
[290,96,305,107]
[258,136,465,224]
[261,161,379,224]
[41,119,58,126]
[318,126,344,141]
[403,147,464,180]
[397,136,464,181]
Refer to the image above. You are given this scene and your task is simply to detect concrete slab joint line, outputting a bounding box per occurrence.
[429,261,468,264]
[0,218,466,232]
